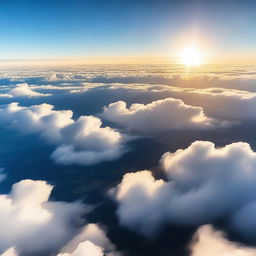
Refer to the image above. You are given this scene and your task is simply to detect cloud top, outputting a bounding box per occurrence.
[101,98,224,133]
[190,225,256,256]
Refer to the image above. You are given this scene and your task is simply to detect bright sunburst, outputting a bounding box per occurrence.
[181,46,202,66]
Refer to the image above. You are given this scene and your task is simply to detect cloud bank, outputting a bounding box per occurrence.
[91,82,256,123]
[114,141,256,237]
[0,103,126,165]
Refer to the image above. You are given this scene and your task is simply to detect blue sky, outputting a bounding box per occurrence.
[0,0,255,60]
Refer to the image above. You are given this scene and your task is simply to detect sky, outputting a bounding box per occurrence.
[0,0,256,61]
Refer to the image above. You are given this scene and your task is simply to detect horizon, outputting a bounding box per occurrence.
[1,56,256,65]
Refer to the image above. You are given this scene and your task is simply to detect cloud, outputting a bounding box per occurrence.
[0,84,50,98]
[57,223,120,256]
[87,82,256,123]
[88,73,256,92]
[58,241,105,256]
[2,223,120,256]
[8,83,50,97]
[169,88,256,122]
[0,179,84,255]
[113,141,256,236]
[0,94,12,98]
[190,225,256,256]
[101,98,224,133]
[0,103,127,165]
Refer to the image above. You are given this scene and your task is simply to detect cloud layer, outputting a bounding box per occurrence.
[114,141,256,237]
[57,223,119,256]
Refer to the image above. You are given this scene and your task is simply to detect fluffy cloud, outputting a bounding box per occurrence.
[101,98,223,133]
[190,225,256,256]
[0,179,84,255]
[0,103,126,165]
[2,223,120,256]
[0,84,50,98]
[57,223,119,256]
[52,115,125,165]
[113,141,256,236]
[8,83,50,97]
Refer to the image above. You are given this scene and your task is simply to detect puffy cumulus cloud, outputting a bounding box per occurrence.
[0,103,126,165]
[101,98,223,133]
[58,241,104,256]
[190,225,256,256]
[0,84,50,98]
[2,224,120,256]
[8,83,50,97]
[0,179,84,255]
[51,115,124,165]
[114,170,168,234]
[113,141,256,236]
[58,223,120,256]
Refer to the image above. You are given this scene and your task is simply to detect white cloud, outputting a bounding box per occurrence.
[0,83,51,98]
[0,103,126,165]
[190,225,256,256]
[58,223,120,256]
[0,179,84,255]
[8,83,50,97]
[114,141,256,236]
[58,241,104,256]
[2,223,120,256]
[101,98,224,133]
[51,115,125,165]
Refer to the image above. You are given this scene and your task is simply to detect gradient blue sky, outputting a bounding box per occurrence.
[0,0,255,60]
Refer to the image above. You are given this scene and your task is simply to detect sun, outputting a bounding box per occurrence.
[181,46,202,66]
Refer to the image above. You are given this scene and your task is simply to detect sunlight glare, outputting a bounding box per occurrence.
[181,46,202,66]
